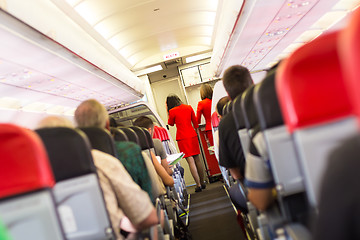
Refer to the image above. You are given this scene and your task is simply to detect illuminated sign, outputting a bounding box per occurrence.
[163,52,179,61]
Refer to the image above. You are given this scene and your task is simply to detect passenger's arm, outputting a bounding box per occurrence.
[154,139,173,175]
[247,188,275,211]
[161,159,173,176]
[151,151,174,187]
[245,138,275,211]
[120,208,158,231]
[134,208,158,230]
[229,167,243,181]
[191,107,199,129]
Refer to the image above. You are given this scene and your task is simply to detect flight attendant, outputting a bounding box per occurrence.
[196,83,214,146]
[166,94,206,192]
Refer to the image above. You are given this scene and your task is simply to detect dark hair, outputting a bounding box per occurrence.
[216,96,230,117]
[222,65,253,99]
[200,83,213,100]
[133,116,153,129]
[109,116,117,128]
[166,94,182,112]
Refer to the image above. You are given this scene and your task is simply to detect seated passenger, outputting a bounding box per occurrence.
[113,136,153,200]
[74,99,158,239]
[217,96,230,120]
[133,116,173,176]
[218,65,253,180]
[244,67,278,211]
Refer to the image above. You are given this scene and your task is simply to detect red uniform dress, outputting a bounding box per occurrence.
[168,104,200,158]
[196,98,214,145]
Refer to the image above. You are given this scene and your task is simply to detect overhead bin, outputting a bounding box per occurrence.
[0,1,144,111]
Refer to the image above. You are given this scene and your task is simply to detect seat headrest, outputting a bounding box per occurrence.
[118,127,140,145]
[153,126,162,140]
[143,128,154,148]
[339,8,360,122]
[222,101,233,116]
[0,124,54,199]
[161,128,170,140]
[232,94,246,130]
[36,127,96,182]
[241,85,258,130]
[276,31,352,133]
[110,127,129,142]
[130,126,149,150]
[254,70,284,130]
[211,112,220,129]
[78,127,118,158]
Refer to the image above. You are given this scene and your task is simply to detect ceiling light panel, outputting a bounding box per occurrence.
[311,10,348,29]
[333,0,360,10]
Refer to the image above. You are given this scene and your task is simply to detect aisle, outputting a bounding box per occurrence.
[188,181,246,240]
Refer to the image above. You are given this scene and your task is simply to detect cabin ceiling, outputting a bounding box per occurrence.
[55,0,221,71]
[0,0,359,118]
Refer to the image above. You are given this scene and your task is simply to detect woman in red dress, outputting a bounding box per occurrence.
[196,83,214,146]
[167,94,205,192]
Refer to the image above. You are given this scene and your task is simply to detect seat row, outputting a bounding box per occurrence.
[0,123,186,240]
[223,8,360,240]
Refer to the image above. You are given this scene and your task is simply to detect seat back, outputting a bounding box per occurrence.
[36,127,114,240]
[339,8,360,121]
[254,71,304,196]
[0,124,65,240]
[130,126,151,150]
[160,127,172,154]
[118,127,140,145]
[143,128,155,151]
[110,127,128,142]
[276,31,356,207]
[153,125,162,140]
[79,127,118,158]
[232,94,250,156]
[241,85,257,134]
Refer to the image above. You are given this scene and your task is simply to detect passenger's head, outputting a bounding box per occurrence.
[37,115,74,128]
[133,116,154,136]
[74,99,109,129]
[166,94,182,112]
[222,65,253,100]
[109,116,117,128]
[216,96,230,118]
[200,83,213,100]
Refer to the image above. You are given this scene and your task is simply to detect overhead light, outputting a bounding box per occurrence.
[186,52,212,63]
[282,43,304,54]
[47,105,65,115]
[295,29,322,43]
[22,102,49,113]
[65,0,81,7]
[0,97,21,110]
[311,11,348,30]
[64,108,76,116]
[333,0,360,11]
[134,65,163,76]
